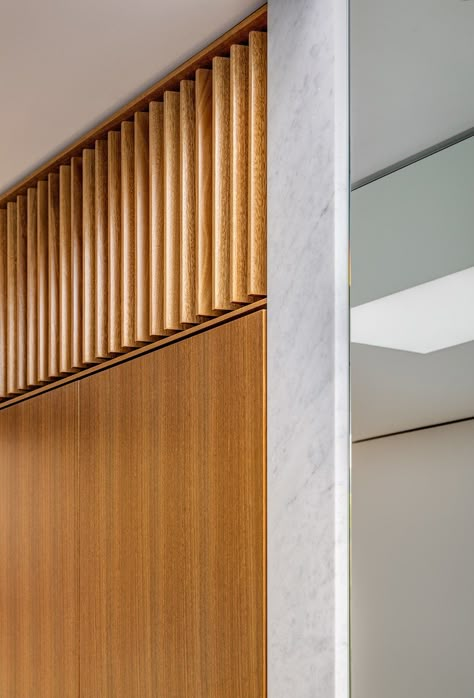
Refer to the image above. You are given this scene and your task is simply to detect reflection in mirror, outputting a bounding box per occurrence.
[350,54,474,698]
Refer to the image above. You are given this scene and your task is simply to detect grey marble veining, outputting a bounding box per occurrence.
[267,0,350,696]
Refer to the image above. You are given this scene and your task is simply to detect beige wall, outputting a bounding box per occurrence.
[352,420,474,698]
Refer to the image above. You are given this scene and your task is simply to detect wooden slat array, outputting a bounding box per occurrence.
[0,30,267,401]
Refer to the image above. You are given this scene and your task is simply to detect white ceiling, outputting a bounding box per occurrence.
[0,0,261,194]
[351,0,474,182]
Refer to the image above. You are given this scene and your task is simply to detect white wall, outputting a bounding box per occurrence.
[352,420,474,698]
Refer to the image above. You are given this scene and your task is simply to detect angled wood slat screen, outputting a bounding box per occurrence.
[0,19,266,401]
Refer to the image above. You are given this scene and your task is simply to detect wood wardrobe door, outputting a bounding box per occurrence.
[0,383,79,698]
[78,310,266,698]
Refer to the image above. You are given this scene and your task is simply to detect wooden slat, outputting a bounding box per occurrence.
[195,69,216,319]
[108,132,121,354]
[180,80,196,326]
[0,210,7,397]
[71,158,84,369]
[83,149,96,364]
[6,203,18,394]
[95,140,108,359]
[59,166,72,375]
[230,44,249,304]
[48,173,60,378]
[149,102,165,337]
[163,92,181,331]
[248,31,267,297]
[121,122,136,348]
[135,112,150,342]
[37,181,49,383]
[26,189,38,387]
[17,195,27,391]
[212,57,232,311]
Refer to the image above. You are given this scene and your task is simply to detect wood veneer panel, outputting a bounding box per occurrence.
[180,80,196,325]
[79,310,266,697]
[71,157,84,369]
[135,111,150,342]
[212,57,232,311]
[59,166,72,374]
[95,140,108,359]
[48,173,60,378]
[7,202,18,394]
[108,132,122,354]
[17,195,27,391]
[0,210,7,397]
[121,122,136,348]
[37,182,49,383]
[149,102,165,337]
[163,92,181,331]
[195,69,215,320]
[26,189,38,387]
[248,31,267,297]
[230,44,249,304]
[82,150,96,364]
[0,383,79,697]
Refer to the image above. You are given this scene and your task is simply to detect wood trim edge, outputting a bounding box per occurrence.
[0,299,267,410]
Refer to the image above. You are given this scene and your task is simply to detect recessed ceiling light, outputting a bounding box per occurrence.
[351,267,474,353]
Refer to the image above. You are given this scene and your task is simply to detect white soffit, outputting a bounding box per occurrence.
[351,267,474,354]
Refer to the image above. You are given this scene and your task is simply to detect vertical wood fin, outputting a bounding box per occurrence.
[163,92,181,331]
[180,80,197,326]
[59,166,72,374]
[212,57,232,311]
[230,44,249,304]
[121,122,136,348]
[248,31,267,297]
[108,132,122,354]
[71,158,84,369]
[135,112,150,342]
[149,102,166,337]
[17,195,27,390]
[95,140,108,359]
[48,174,60,378]
[82,149,96,364]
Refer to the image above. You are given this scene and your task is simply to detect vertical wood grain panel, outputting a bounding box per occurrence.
[71,158,84,370]
[82,149,96,364]
[16,195,27,391]
[149,102,165,337]
[180,80,196,326]
[26,190,38,387]
[37,182,49,383]
[163,92,181,331]
[0,383,79,697]
[7,202,18,394]
[59,166,72,375]
[248,31,267,297]
[212,57,232,311]
[195,69,216,319]
[230,44,249,304]
[135,112,150,342]
[0,210,7,397]
[121,122,136,348]
[95,140,108,359]
[79,311,266,697]
[48,173,60,378]
[108,132,122,354]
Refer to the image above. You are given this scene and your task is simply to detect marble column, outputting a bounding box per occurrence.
[267,0,350,696]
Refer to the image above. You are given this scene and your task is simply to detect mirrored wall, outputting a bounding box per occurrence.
[350,1,474,696]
